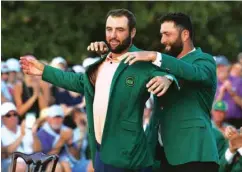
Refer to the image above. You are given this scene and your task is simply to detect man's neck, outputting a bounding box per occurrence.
[177,43,195,59]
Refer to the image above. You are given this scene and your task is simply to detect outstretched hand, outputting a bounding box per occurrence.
[20,55,45,76]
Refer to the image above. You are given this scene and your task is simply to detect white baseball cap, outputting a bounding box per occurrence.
[1,102,17,116]
[1,62,9,73]
[51,57,67,67]
[48,105,64,118]
[6,58,21,72]
[72,65,85,73]
[82,57,99,68]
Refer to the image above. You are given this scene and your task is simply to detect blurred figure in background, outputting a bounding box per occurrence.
[230,63,242,78]
[50,57,85,116]
[237,52,242,65]
[37,105,75,172]
[82,57,100,69]
[143,96,153,131]
[211,101,233,134]
[1,62,13,103]
[12,63,49,121]
[5,58,23,93]
[66,108,94,172]
[215,55,242,128]
[219,126,242,172]
[1,102,41,172]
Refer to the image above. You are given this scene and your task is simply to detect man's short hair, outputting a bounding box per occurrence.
[106,9,136,31]
[159,13,193,40]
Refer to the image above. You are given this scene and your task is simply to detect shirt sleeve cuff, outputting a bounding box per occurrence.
[238,147,242,156]
[152,52,162,67]
[225,148,236,164]
[164,75,174,82]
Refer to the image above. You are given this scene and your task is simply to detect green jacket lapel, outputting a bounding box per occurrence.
[108,45,140,99]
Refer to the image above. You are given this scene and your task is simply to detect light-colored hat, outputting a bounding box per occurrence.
[1,62,9,73]
[72,65,85,73]
[82,57,99,68]
[48,104,64,118]
[214,55,230,66]
[6,58,21,72]
[51,57,67,67]
[1,102,17,116]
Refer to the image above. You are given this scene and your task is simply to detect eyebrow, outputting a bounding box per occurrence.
[106,26,125,30]
[160,31,170,35]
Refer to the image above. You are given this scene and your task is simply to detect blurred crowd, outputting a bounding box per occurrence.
[1,52,242,172]
[1,56,100,172]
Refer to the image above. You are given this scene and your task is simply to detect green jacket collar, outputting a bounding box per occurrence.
[182,47,202,60]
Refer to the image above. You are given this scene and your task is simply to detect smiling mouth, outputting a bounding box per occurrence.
[110,40,120,45]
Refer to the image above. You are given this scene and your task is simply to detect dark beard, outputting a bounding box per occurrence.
[107,34,132,54]
[162,37,183,57]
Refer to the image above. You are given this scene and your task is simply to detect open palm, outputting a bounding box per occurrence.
[20,55,44,76]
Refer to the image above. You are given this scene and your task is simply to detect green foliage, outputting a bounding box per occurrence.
[2,1,242,63]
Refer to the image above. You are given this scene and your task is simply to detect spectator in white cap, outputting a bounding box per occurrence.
[72,65,85,74]
[37,104,76,172]
[50,56,67,71]
[6,58,23,90]
[1,62,13,103]
[49,57,85,115]
[82,57,100,68]
[1,102,41,172]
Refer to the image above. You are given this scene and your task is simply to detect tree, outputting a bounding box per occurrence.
[2,1,242,63]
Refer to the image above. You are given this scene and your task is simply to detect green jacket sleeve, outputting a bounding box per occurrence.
[42,65,84,94]
[161,53,216,86]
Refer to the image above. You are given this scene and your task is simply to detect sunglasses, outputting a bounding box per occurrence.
[5,113,18,118]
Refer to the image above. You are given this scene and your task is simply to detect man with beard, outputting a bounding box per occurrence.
[121,13,219,172]
[88,13,218,172]
[20,9,179,172]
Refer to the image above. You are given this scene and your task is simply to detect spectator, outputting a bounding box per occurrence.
[5,58,23,94]
[37,104,75,172]
[238,52,242,65]
[230,63,242,78]
[66,108,94,172]
[12,64,49,120]
[219,126,242,172]
[82,57,99,69]
[1,102,41,172]
[215,56,242,128]
[143,96,153,131]
[72,65,85,74]
[211,101,232,134]
[50,57,85,116]
[1,62,13,103]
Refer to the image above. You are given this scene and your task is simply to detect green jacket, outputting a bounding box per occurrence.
[214,127,242,172]
[147,48,219,165]
[220,154,242,172]
[42,45,179,169]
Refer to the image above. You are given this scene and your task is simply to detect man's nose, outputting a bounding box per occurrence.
[110,30,117,38]
[161,37,166,45]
